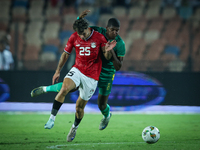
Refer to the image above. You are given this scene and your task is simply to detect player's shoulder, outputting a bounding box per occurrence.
[68,32,77,41]
[71,32,77,37]
[90,26,106,32]
[93,30,102,35]
[98,27,106,32]
[93,30,105,38]
[116,35,125,45]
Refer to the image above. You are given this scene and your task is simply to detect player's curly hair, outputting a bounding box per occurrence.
[73,18,89,35]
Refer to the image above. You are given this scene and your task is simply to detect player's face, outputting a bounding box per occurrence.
[106,26,120,39]
[78,29,90,40]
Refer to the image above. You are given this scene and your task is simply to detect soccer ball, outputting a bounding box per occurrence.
[142,126,160,144]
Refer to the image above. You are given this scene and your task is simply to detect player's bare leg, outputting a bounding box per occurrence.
[44,78,76,129]
[67,96,88,142]
[98,94,112,130]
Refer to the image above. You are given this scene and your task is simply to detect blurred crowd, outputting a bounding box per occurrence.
[0,0,200,72]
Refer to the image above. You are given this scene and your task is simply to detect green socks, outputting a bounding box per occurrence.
[46,82,63,92]
[101,104,110,118]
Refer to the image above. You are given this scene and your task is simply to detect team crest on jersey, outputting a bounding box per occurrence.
[91,42,96,48]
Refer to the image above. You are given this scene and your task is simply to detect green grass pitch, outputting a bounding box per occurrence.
[0,113,199,150]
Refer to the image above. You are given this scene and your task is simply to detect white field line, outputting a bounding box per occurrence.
[46,141,144,149]
[0,102,200,114]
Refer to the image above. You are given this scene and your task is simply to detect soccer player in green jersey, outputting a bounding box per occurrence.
[31,10,126,130]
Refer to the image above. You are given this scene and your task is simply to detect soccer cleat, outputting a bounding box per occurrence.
[31,86,46,97]
[99,113,112,130]
[44,119,54,129]
[67,125,78,142]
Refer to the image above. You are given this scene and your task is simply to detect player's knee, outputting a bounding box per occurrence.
[59,87,71,96]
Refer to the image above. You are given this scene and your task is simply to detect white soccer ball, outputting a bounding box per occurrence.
[142,126,160,144]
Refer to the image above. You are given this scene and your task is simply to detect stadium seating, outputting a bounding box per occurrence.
[118,18,129,39]
[62,6,76,15]
[127,30,143,40]
[23,45,41,70]
[162,7,176,20]
[193,33,200,56]
[0,1,11,22]
[23,60,41,70]
[128,7,144,20]
[43,45,58,53]
[148,0,161,7]
[193,57,200,71]
[144,29,160,44]
[98,14,113,27]
[113,6,127,17]
[40,51,57,63]
[10,22,25,60]
[59,30,73,45]
[124,38,145,60]
[13,0,28,7]
[12,7,28,22]
[168,58,186,72]
[45,38,60,47]
[25,24,42,47]
[164,45,180,56]
[0,0,11,7]
[192,7,200,21]
[144,38,166,61]
[45,6,61,22]
[63,14,77,24]
[28,0,45,21]
[43,21,60,43]
[131,19,147,31]
[145,6,160,20]
[179,46,189,61]
[148,19,164,31]
[2,0,199,72]
[10,33,24,61]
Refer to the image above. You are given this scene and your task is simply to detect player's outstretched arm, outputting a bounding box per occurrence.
[52,52,69,84]
[79,9,90,19]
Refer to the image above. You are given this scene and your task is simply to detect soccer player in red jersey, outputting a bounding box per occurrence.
[44,18,117,142]
[31,10,125,131]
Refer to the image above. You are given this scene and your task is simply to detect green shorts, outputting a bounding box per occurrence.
[98,74,115,96]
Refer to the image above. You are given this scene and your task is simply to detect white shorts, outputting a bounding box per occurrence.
[64,67,98,101]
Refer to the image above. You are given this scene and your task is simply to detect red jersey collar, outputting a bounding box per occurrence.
[85,28,94,41]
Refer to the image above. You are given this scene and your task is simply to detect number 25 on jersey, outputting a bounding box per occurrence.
[79,47,90,56]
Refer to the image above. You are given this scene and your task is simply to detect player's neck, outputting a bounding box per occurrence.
[85,28,92,40]
[105,33,115,40]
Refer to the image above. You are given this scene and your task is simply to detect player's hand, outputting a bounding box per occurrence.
[105,40,117,51]
[79,9,90,19]
[52,71,60,85]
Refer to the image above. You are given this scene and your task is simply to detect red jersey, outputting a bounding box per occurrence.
[64,29,107,81]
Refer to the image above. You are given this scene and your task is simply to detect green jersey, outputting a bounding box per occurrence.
[90,26,126,79]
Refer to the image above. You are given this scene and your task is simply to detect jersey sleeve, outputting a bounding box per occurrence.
[64,33,75,54]
[115,40,126,57]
